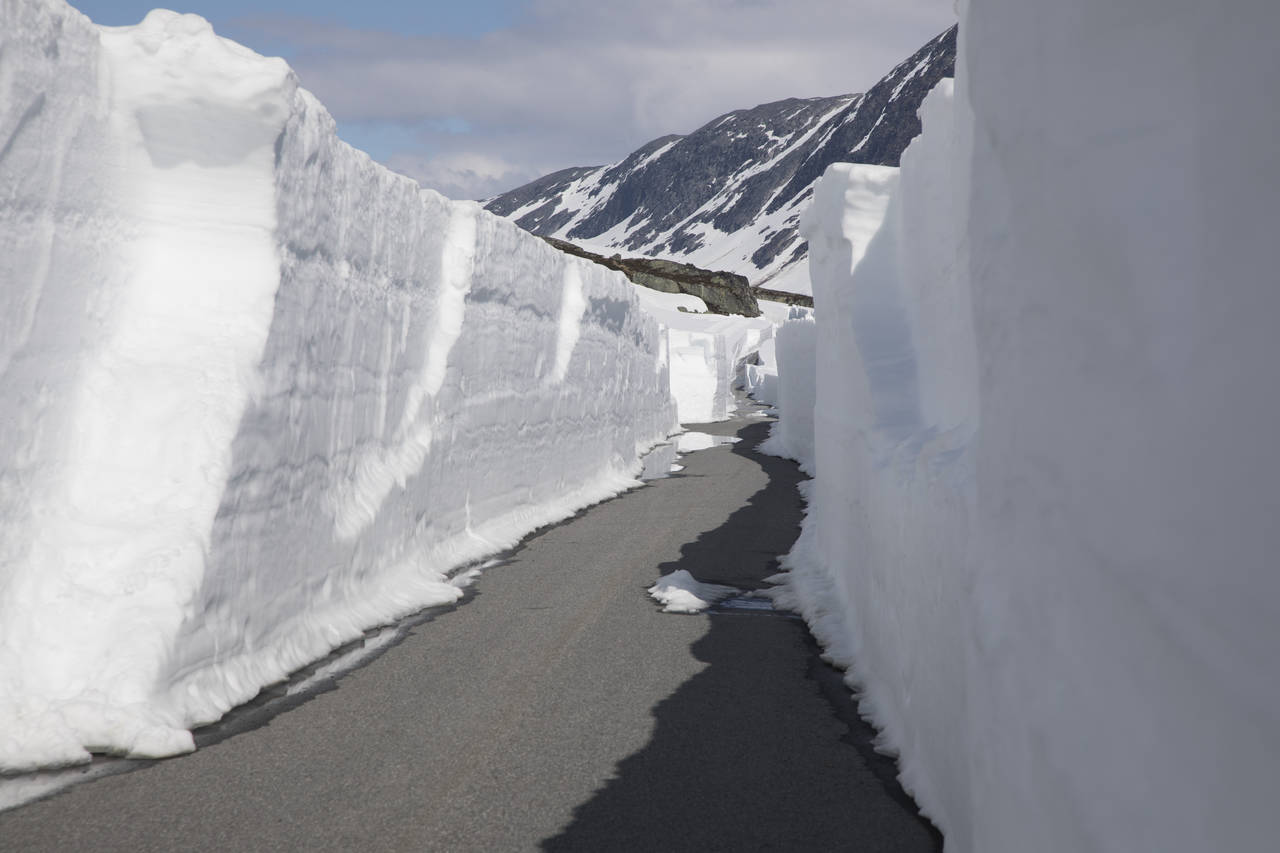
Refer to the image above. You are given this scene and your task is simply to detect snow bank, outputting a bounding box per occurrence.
[739,335,779,407]
[784,2,1280,849]
[638,294,773,424]
[758,165,895,472]
[756,306,817,469]
[755,299,796,326]
[786,80,976,843]
[0,0,675,771]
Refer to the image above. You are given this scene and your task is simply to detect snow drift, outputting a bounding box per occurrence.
[780,2,1280,850]
[0,0,676,771]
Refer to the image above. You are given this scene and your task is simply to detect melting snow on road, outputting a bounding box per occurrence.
[675,432,741,453]
[647,570,738,614]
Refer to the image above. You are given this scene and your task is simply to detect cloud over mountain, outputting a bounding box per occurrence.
[230,0,955,198]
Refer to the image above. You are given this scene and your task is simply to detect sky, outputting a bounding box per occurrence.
[73,0,957,200]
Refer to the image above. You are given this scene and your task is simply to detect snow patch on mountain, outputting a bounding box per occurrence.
[486,26,956,295]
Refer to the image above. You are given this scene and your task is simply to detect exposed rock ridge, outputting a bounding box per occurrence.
[543,237,763,317]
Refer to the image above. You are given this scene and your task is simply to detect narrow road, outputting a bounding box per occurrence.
[0,408,940,852]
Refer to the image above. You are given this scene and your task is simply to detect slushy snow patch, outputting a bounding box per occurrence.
[647,570,737,613]
[0,0,676,771]
[675,432,741,452]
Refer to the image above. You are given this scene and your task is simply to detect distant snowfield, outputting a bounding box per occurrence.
[0,0,773,773]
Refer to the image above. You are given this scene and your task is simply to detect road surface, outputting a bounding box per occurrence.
[0,408,940,852]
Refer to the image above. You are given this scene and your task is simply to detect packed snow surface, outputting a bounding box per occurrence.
[0,0,679,771]
[776,2,1280,849]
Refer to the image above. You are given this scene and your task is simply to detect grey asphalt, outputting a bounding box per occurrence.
[0,409,940,852]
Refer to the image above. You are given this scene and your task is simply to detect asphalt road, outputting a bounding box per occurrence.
[0,408,940,852]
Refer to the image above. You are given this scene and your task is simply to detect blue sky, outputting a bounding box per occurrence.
[73,1,524,37]
[71,0,956,199]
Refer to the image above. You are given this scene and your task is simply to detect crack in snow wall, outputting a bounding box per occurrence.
[0,0,676,771]
[780,2,1280,848]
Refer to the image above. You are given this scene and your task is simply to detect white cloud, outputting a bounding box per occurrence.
[385,151,536,202]
[231,0,955,198]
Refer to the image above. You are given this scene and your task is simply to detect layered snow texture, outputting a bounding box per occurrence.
[634,288,773,424]
[781,3,1280,849]
[756,306,817,470]
[0,0,676,771]
[758,164,894,472]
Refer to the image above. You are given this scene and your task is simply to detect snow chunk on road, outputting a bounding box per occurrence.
[647,570,737,613]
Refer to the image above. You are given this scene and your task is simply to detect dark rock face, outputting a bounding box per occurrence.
[762,26,957,215]
[753,287,814,308]
[486,26,957,293]
[544,238,761,317]
[567,97,849,253]
[485,165,602,235]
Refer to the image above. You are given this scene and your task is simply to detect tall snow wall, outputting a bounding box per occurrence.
[756,307,817,472]
[627,284,772,424]
[758,162,895,473]
[0,0,676,771]
[785,2,1280,850]
[667,314,773,423]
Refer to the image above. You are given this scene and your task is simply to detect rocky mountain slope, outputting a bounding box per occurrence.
[486,25,956,295]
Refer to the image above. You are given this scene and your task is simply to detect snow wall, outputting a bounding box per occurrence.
[668,315,773,423]
[781,2,1280,850]
[0,0,677,771]
[759,166,894,472]
[628,284,773,424]
[756,307,817,471]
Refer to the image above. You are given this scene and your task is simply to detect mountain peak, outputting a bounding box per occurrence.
[487,25,956,296]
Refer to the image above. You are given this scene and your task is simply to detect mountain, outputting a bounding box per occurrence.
[485,25,957,296]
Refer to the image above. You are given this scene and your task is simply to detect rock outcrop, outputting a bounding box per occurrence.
[543,238,762,317]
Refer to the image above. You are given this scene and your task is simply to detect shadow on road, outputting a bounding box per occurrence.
[541,419,942,852]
